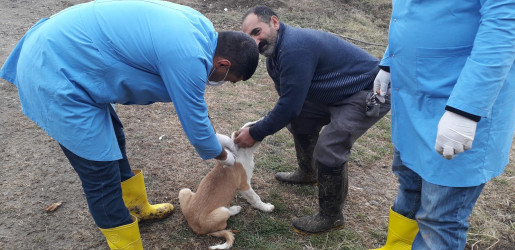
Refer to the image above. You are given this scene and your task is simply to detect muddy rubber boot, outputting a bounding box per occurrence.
[100,215,143,250]
[293,162,348,234]
[275,133,319,184]
[121,170,174,222]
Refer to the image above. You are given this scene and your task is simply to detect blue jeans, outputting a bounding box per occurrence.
[60,106,134,229]
[392,149,485,250]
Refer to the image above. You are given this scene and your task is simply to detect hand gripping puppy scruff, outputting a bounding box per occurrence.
[179,120,274,249]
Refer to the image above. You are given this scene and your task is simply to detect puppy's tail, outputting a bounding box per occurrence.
[208,230,235,249]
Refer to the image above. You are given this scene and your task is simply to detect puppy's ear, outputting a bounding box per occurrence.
[241,117,264,129]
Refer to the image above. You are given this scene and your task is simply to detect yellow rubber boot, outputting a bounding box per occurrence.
[100,215,143,250]
[372,207,419,250]
[121,170,174,222]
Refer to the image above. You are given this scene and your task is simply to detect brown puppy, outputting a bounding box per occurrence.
[179,120,274,249]
[179,161,248,249]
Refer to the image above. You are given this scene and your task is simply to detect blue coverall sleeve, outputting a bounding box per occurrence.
[380,45,391,67]
[158,56,222,160]
[149,17,221,160]
[447,0,515,117]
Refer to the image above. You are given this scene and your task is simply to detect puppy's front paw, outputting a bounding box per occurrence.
[257,203,274,212]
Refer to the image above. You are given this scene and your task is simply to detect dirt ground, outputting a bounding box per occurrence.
[1,0,514,249]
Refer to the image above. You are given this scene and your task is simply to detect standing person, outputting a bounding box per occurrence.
[0,0,258,249]
[237,5,391,234]
[372,0,515,249]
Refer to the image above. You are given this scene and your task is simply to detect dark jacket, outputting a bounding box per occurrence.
[250,23,379,141]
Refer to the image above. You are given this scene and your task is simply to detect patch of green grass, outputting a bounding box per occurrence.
[309,229,367,250]
[368,226,388,245]
[168,226,196,244]
[267,131,295,149]
[292,184,318,198]
[299,206,316,217]
[266,188,289,213]
[251,214,291,236]
[227,213,294,249]
[255,131,296,172]
[32,236,44,245]
[256,154,291,172]
[503,167,514,175]
[226,213,368,249]
[491,177,509,185]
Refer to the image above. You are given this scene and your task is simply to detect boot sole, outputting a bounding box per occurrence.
[275,172,318,185]
[292,224,345,235]
[275,179,318,186]
[134,209,174,224]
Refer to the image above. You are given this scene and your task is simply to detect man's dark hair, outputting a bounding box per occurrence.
[242,5,278,24]
[215,31,259,81]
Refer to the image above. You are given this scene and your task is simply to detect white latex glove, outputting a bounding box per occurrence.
[216,133,238,156]
[219,150,236,167]
[435,111,477,160]
[373,69,391,103]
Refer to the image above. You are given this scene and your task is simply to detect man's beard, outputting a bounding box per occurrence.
[259,34,277,58]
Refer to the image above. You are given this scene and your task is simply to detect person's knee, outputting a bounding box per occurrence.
[313,141,351,167]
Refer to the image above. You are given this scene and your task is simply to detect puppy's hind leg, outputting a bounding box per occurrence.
[202,206,238,233]
[178,188,194,207]
[205,207,240,249]
[239,188,274,212]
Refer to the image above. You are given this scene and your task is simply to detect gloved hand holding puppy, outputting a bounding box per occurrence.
[216,133,238,167]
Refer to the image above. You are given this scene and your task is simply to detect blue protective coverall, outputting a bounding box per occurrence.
[383,0,515,187]
[0,0,222,161]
